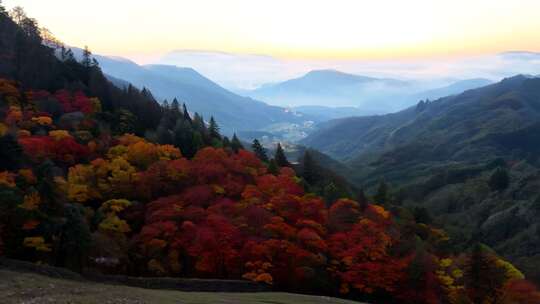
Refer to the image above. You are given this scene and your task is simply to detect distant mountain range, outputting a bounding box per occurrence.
[244,69,411,110]
[302,75,540,180]
[291,77,492,121]
[244,69,493,113]
[78,50,313,135]
[410,78,493,101]
[158,50,288,91]
[157,50,540,92]
[77,49,535,140]
[96,52,497,134]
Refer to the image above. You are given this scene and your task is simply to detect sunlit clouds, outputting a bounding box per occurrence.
[5,0,540,63]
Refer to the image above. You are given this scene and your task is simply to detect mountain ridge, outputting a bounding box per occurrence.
[85,51,313,134]
[302,74,539,165]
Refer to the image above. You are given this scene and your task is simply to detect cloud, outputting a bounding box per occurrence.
[157,50,540,91]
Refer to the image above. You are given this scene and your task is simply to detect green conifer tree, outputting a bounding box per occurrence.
[230,134,243,152]
[182,103,192,123]
[82,45,92,68]
[251,139,268,162]
[274,143,290,167]
[208,116,221,140]
[171,98,181,119]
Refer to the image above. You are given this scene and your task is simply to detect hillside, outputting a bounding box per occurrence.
[303,75,540,166]
[92,54,312,135]
[0,269,362,304]
[301,75,540,282]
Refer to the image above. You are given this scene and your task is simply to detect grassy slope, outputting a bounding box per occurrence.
[0,269,362,304]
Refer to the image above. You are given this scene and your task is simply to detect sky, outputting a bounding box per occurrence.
[5,0,540,64]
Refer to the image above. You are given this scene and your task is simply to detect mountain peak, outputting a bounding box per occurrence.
[302,69,376,82]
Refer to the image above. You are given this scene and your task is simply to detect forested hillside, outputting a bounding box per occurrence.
[303,75,540,164]
[92,54,312,134]
[1,4,540,304]
[302,75,540,284]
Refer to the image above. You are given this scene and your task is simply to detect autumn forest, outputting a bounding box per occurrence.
[1,3,540,304]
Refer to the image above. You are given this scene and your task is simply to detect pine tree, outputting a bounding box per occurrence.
[82,45,92,68]
[251,139,268,162]
[230,134,243,153]
[489,167,509,192]
[192,113,206,132]
[374,180,388,204]
[182,103,192,123]
[171,98,181,118]
[274,143,290,167]
[208,116,221,140]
